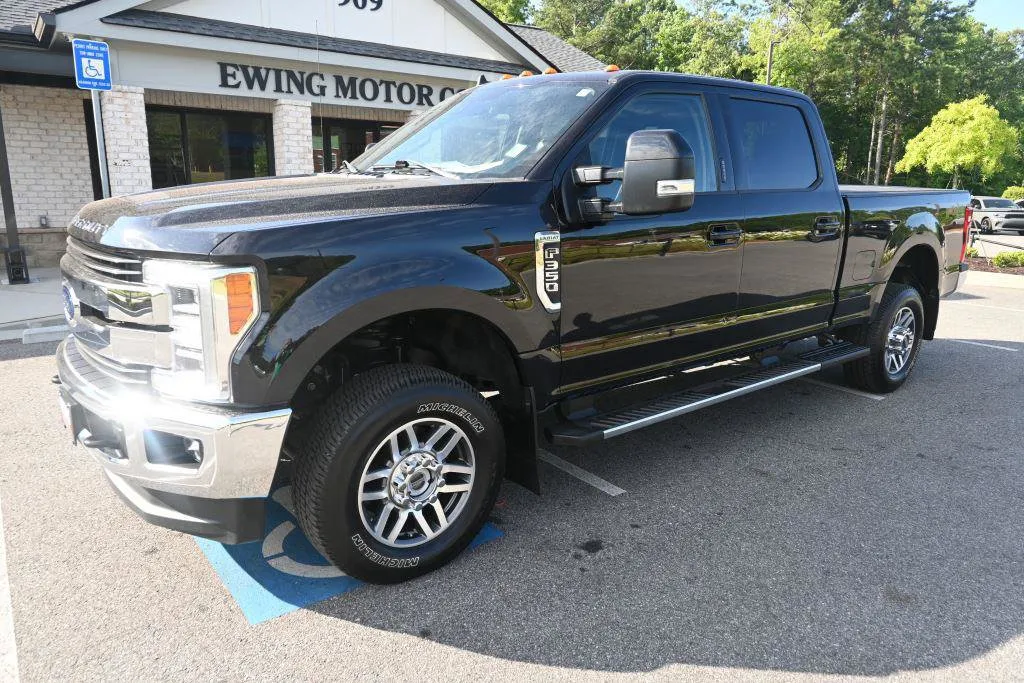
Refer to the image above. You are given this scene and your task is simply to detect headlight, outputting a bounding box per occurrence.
[142,260,259,403]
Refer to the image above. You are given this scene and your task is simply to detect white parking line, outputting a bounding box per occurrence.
[0,496,18,682]
[538,450,626,497]
[798,377,886,401]
[945,339,1020,352]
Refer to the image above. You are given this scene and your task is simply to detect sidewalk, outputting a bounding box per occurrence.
[0,268,66,342]
[963,269,1024,290]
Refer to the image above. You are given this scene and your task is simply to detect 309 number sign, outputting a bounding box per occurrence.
[338,0,382,10]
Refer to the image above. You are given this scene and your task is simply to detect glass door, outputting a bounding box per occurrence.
[312,118,402,172]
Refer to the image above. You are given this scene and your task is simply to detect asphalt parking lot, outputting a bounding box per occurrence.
[1,273,1022,681]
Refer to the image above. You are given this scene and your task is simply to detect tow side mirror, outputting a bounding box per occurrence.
[620,129,696,215]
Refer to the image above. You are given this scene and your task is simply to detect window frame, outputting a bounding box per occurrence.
[145,105,275,188]
[725,94,824,194]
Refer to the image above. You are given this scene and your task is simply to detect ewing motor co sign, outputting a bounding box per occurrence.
[218,61,472,108]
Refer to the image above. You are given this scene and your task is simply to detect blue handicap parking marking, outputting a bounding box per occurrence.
[194,485,503,625]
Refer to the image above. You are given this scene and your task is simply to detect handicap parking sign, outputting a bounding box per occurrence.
[71,39,112,91]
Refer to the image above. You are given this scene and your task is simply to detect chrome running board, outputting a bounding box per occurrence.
[549,341,869,446]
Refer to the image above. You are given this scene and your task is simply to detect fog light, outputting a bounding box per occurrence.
[144,430,204,467]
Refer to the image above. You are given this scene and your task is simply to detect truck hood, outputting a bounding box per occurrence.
[67,173,491,255]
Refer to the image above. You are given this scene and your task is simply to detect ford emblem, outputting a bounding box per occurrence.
[61,282,78,326]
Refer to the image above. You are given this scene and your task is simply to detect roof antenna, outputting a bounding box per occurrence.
[314,19,327,171]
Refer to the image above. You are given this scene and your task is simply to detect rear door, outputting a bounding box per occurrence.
[557,84,744,392]
[726,95,845,343]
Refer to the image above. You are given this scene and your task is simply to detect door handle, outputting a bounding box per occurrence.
[811,216,842,240]
[708,223,743,247]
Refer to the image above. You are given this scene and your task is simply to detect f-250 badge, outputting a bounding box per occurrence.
[534,231,561,314]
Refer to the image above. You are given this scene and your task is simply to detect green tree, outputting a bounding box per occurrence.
[895,96,1020,188]
[1002,186,1024,201]
[534,0,612,45]
[476,0,531,24]
[655,2,752,79]
[536,0,674,70]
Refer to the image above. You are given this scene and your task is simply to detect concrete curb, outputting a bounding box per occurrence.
[22,325,68,345]
[964,270,1024,290]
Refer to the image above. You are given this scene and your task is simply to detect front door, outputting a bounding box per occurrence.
[312,119,402,172]
[557,87,744,392]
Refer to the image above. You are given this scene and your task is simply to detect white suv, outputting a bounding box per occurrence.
[969,196,1024,234]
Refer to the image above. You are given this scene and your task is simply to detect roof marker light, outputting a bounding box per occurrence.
[519,70,534,77]
[543,67,558,75]
[604,64,621,72]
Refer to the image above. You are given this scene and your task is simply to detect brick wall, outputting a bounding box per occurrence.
[0,229,66,269]
[100,85,152,197]
[273,99,313,176]
[0,85,94,233]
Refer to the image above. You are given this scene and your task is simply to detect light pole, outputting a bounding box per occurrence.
[766,40,781,85]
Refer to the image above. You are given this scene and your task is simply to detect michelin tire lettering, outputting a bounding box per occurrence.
[351,534,420,568]
[417,402,485,433]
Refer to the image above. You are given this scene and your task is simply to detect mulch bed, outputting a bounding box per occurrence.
[966,257,1024,276]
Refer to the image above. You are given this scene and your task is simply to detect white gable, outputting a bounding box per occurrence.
[145,0,512,62]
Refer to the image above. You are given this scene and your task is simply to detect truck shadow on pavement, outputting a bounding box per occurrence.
[307,343,1022,676]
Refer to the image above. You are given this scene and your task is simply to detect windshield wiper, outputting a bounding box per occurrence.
[332,160,362,175]
[372,159,460,180]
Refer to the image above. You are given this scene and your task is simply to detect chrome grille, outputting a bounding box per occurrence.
[67,336,150,388]
[66,237,144,283]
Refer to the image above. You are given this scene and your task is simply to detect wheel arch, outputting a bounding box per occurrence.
[887,243,940,340]
[272,287,544,491]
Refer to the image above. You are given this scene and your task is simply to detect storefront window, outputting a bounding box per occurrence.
[312,118,401,173]
[146,107,272,188]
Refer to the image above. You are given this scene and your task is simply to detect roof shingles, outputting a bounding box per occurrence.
[507,24,604,72]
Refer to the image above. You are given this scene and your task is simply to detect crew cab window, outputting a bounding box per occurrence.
[584,93,717,200]
[729,98,818,190]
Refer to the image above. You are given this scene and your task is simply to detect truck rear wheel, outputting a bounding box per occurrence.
[293,364,504,583]
[841,283,924,393]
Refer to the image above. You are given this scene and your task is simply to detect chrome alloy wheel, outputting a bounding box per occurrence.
[884,306,916,376]
[357,418,476,548]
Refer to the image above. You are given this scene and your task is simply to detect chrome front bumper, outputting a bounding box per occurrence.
[56,336,291,502]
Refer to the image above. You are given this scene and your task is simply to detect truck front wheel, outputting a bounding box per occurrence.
[841,283,925,393]
[293,364,504,583]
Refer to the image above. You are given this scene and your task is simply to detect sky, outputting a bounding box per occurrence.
[967,0,1024,31]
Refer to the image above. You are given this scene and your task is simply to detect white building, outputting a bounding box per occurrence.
[0,0,602,270]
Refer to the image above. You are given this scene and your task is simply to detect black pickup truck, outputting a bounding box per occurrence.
[55,71,970,582]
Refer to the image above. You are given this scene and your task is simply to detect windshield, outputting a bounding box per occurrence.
[983,198,1015,208]
[352,79,609,179]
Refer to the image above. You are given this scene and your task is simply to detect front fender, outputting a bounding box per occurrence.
[233,238,558,407]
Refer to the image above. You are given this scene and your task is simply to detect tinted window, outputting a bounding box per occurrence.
[584,93,717,200]
[729,98,817,190]
[983,198,1015,209]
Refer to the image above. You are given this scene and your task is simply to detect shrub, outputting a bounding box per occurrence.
[993,251,1024,268]
[965,246,979,258]
[1002,186,1024,201]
